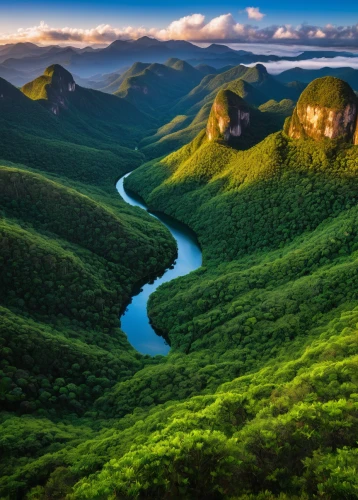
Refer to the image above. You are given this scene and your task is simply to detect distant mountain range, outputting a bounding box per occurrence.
[1,36,358,85]
[276,66,358,90]
[3,51,358,166]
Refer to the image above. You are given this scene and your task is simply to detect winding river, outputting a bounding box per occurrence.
[116,173,202,356]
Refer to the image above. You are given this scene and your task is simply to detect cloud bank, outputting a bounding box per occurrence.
[247,56,358,74]
[2,14,358,47]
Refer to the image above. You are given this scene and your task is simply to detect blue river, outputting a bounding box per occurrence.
[116,173,202,355]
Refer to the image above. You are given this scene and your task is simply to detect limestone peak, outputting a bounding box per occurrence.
[207,89,250,143]
[287,76,358,143]
[21,64,76,115]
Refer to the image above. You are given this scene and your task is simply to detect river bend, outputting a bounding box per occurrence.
[116,173,202,355]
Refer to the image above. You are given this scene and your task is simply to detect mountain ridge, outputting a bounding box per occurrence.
[2,55,358,499]
[2,38,358,85]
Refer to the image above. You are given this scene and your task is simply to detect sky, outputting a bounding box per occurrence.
[0,0,357,47]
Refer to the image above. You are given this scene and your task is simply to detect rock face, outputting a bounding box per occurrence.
[287,76,358,144]
[207,89,250,142]
[22,64,76,115]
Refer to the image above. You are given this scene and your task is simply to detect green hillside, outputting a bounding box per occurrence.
[140,97,293,160]
[98,62,150,93]
[0,164,176,417]
[119,78,358,497]
[258,98,295,115]
[276,66,358,90]
[0,67,178,435]
[21,64,154,149]
[2,71,358,500]
[139,65,299,160]
[172,64,300,116]
[114,60,204,116]
[0,70,152,187]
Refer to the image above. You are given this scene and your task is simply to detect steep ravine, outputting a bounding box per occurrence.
[116,172,202,355]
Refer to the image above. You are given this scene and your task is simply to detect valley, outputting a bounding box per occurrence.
[0,35,358,499]
[116,172,202,355]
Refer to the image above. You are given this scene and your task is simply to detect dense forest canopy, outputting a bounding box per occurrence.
[1,60,358,500]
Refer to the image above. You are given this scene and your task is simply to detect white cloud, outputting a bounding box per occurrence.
[1,15,358,47]
[153,14,206,40]
[153,13,256,41]
[314,29,326,39]
[245,7,265,21]
[246,56,358,74]
[0,21,148,46]
[273,26,300,40]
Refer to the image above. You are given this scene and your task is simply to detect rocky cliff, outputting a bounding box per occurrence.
[207,89,250,142]
[287,76,358,144]
[21,64,76,115]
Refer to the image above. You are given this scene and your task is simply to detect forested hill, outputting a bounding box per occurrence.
[0,63,177,453]
[2,66,358,499]
[118,76,358,497]
[0,66,152,185]
[137,63,299,160]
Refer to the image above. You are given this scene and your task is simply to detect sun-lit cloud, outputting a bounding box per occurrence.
[245,7,265,21]
[153,13,206,40]
[1,15,358,47]
[273,26,300,40]
[0,20,148,46]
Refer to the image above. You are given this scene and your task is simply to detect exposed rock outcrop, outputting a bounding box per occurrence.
[287,76,358,144]
[21,64,76,115]
[207,89,250,142]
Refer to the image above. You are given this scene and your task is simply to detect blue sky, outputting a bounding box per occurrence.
[0,0,356,28]
[0,0,357,46]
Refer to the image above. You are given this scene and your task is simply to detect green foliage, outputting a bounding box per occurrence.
[298,76,357,109]
[115,60,203,116]
[0,68,154,189]
[173,64,300,118]
[0,162,176,415]
[3,64,358,500]
[0,129,142,186]
[110,121,358,496]
[0,305,143,414]
[140,65,298,160]
[4,309,357,498]
[259,99,295,116]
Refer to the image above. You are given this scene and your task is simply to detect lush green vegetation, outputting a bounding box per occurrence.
[21,64,75,102]
[2,307,358,498]
[121,85,358,496]
[0,161,176,417]
[2,68,358,499]
[114,60,203,116]
[0,72,150,187]
[139,64,301,160]
[0,64,177,432]
[296,76,357,109]
[258,98,295,116]
[172,64,301,117]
